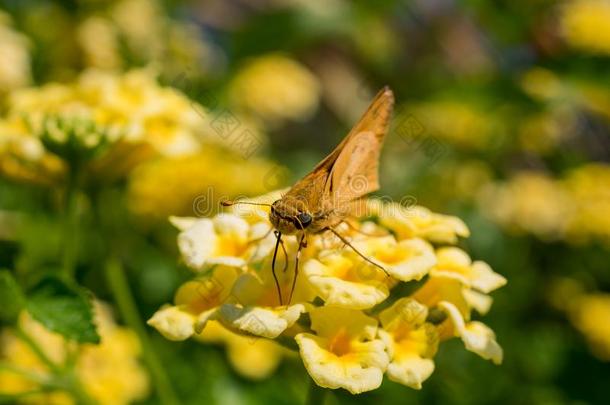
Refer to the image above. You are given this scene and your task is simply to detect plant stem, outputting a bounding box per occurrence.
[14,325,60,373]
[0,361,96,405]
[306,379,327,405]
[104,257,179,405]
[0,362,51,386]
[0,389,49,404]
[61,181,80,280]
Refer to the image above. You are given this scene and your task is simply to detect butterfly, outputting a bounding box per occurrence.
[224,87,394,305]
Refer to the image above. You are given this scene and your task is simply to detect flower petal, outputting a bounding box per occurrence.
[215,304,306,338]
[439,301,503,364]
[295,333,387,394]
[303,255,389,310]
[147,305,196,341]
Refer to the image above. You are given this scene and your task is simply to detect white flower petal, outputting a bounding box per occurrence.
[439,301,503,364]
[470,261,507,293]
[147,305,196,341]
[386,355,435,390]
[216,304,305,339]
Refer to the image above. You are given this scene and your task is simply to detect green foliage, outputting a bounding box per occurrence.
[25,276,100,344]
[0,270,25,323]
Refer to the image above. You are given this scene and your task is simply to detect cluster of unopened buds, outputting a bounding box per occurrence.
[148,190,506,394]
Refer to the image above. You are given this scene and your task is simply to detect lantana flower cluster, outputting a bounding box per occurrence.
[149,191,506,393]
[0,69,259,186]
[480,163,610,245]
[0,302,149,405]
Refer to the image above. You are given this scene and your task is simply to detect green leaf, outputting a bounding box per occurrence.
[26,277,100,344]
[0,270,25,323]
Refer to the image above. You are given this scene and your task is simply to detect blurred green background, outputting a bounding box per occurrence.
[1,0,609,404]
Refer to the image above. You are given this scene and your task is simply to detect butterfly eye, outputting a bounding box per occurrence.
[297,212,312,227]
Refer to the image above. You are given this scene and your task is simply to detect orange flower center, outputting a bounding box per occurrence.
[328,329,352,357]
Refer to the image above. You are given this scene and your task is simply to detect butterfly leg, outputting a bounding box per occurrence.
[342,219,388,237]
[271,231,284,306]
[327,227,390,276]
[278,236,289,273]
[288,233,306,305]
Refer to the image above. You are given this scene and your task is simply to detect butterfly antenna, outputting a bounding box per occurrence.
[221,200,272,207]
[327,227,390,277]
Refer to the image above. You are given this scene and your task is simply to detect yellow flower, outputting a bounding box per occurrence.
[210,251,314,338]
[432,247,506,294]
[480,164,610,245]
[196,320,290,380]
[151,191,505,390]
[127,148,281,220]
[1,69,252,185]
[6,69,207,155]
[479,172,571,240]
[378,298,438,389]
[77,17,122,70]
[520,68,564,101]
[147,265,240,340]
[355,236,437,282]
[370,200,470,243]
[563,163,610,245]
[408,100,502,150]
[170,214,276,271]
[303,229,436,310]
[438,301,503,365]
[561,0,610,55]
[410,274,503,365]
[0,12,31,93]
[0,303,149,405]
[303,250,391,310]
[295,307,389,394]
[413,275,470,324]
[228,54,321,126]
[568,294,610,361]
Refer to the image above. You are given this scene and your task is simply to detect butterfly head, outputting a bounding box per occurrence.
[269,197,313,235]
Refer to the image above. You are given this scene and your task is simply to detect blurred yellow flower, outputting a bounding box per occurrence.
[128,148,281,220]
[150,194,505,392]
[0,12,31,93]
[568,294,610,361]
[7,69,207,155]
[1,69,259,186]
[520,68,564,101]
[77,17,122,70]
[408,100,502,150]
[479,171,571,240]
[518,110,571,155]
[561,0,610,55]
[196,320,290,380]
[480,164,610,245]
[75,0,218,78]
[563,163,610,245]
[228,54,321,126]
[0,303,149,405]
[147,265,241,341]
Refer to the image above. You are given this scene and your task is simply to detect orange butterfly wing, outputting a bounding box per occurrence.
[284,87,394,211]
